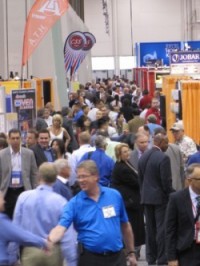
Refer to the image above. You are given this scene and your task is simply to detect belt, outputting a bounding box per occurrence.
[8,186,24,191]
[84,248,122,257]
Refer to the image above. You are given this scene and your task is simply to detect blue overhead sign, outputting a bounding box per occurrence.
[170,51,200,64]
[137,42,181,66]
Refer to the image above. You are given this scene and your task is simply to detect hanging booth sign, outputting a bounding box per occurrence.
[136,41,181,67]
[170,51,200,75]
[11,89,36,143]
[64,31,96,77]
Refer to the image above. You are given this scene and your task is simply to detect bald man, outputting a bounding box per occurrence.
[138,133,174,265]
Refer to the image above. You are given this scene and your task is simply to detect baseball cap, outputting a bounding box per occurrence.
[170,121,184,131]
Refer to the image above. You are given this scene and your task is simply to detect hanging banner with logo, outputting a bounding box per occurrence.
[11,89,36,143]
[64,31,96,77]
[170,51,200,75]
[64,31,87,73]
[22,0,69,66]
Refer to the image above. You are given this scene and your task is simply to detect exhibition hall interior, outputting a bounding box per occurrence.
[1,1,200,266]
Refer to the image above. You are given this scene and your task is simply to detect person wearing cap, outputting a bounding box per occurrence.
[165,163,200,266]
[170,121,197,165]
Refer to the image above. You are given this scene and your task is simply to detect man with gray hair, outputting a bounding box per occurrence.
[53,159,73,200]
[79,135,114,186]
[11,162,77,266]
[49,160,137,266]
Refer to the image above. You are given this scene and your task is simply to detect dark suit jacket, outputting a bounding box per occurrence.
[111,161,141,210]
[31,144,56,167]
[138,147,174,205]
[165,188,195,261]
[53,179,72,201]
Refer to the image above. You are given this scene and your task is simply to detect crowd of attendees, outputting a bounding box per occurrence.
[1,77,200,266]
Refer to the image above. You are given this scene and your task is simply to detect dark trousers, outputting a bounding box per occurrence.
[144,204,167,265]
[78,249,127,266]
[4,187,24,219]
[178,242,200,266]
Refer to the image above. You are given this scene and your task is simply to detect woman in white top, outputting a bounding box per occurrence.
[48,114,71,150]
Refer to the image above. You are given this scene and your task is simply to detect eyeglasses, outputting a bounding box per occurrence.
[191,178,200,181]
[77,174,93,180]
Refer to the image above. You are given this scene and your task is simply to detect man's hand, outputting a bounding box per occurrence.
[128,253,137,266]
[168,260,179,266]
[43,238,54,255]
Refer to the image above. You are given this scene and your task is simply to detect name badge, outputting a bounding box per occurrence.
[12,178,20,185]
[11,171,22,187]
[102,205,116,218]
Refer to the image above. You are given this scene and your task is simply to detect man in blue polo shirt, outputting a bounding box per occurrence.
[49,160,137,266]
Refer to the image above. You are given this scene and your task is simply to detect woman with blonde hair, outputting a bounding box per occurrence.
[111,143,145,260]
[48,114,71,150]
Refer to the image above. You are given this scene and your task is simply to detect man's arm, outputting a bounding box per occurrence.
[30,151,38,188]
[49,225,66,243]
[165,193,178,264]
[121,222,137,266]
[160,156,174,194]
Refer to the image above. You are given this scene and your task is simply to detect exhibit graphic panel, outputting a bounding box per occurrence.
[11,89,36,143]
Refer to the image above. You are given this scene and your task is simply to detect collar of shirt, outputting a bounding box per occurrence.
[189,186,199,206]
[39,145,51,151]
[10,146,21,155]
[57,175,68,184]
[80,144,92,150]
[82,184,105,199]
[36,184,53,192]
[0,213,8,219]
[153,145,162,151]
[136,148,143,158]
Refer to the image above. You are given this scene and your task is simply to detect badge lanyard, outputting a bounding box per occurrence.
[192,200,200,244]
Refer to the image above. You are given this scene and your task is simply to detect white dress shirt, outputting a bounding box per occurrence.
[68,144,95,185]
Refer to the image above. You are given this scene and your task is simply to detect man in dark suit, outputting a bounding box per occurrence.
[53,158,73,200]
[0,128,38,218]
[31,129,56,167]
[138,133,174,265]
[129,133,149,170]
[166,163,200,266]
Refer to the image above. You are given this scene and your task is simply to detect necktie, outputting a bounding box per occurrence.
[195,196,200,221]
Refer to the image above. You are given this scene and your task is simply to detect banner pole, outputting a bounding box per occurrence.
[20,65,24,89]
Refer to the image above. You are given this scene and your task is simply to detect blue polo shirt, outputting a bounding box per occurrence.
[59,186,128,253]
[79,149,115,186]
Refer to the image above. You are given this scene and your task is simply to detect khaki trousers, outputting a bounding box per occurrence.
[21,244,63,266]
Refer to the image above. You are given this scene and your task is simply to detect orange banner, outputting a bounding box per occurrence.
[22,0,69,66]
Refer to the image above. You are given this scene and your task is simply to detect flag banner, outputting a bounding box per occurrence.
[64,31,96,76]
[64,31,86,73]
[71,32,96,75]
[22,0,69,66]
